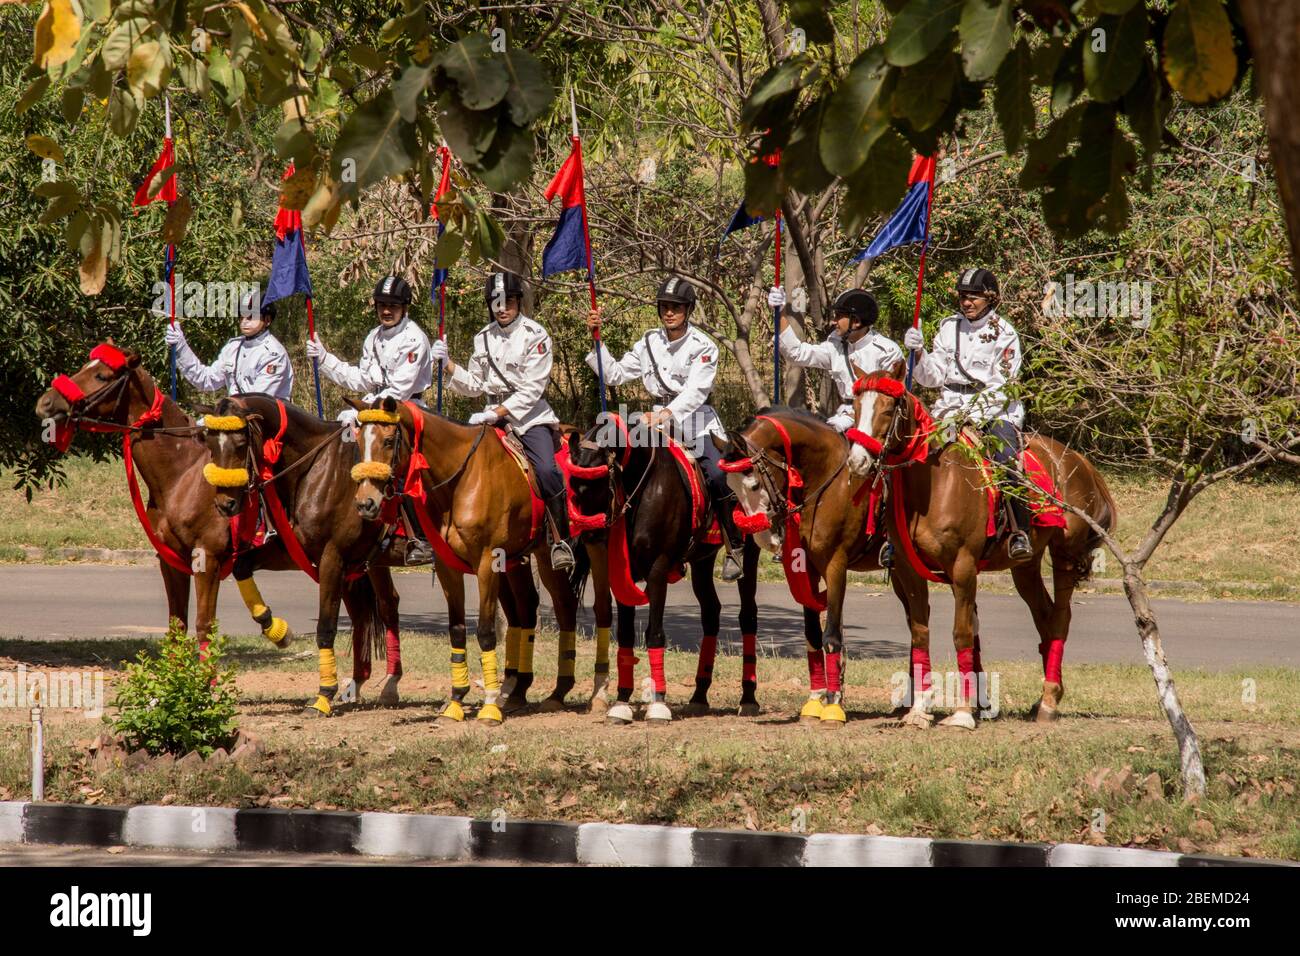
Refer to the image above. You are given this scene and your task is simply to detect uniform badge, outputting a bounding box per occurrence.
[701,353,711,363]
[537,342,547,355]
[999,347,1013,375]
[264,364,276,374]
[408,350,417,363]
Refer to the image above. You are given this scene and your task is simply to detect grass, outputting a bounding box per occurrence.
[5,460,1300,598]
[2,627,1298,860]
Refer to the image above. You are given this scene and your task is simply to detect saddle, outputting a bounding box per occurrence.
[952,428,1067,556]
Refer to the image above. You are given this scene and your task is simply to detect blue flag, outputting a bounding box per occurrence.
[723,201,764,237]
[853,156,937,262]
[263,231,313,306]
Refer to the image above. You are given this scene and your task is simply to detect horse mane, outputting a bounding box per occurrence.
[219,393,336,437]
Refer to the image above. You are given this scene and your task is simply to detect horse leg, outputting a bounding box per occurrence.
[231,552,294,649]
[473,556,505,724]
[588,541,613,714]
[684,553,721,716]
[643,559,674,725]
[499,575,522,701]
[159,560,190,636]
[818,551,850,726]
[800,606,827,722]
[192,566,221,660]
[501,566,538,713]
[308,549,345,717]
[1037,547,1078,721]
[938,555,980,731]
[437,561,472,722]
[892,564,934,728]
[535,559,578,711]
[736,537,761,716]
[606,601,638,726]
[371,566,403,706]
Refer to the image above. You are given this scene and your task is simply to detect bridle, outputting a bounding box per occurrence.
[48,344,198,445]
[350,404,488,511]
[845,376,935,480]
[562,413,661,536]
[720,415,848,535]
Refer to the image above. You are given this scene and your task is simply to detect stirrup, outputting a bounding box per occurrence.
[720,551,743,582]
[550,539,575,571]
[879,541,894,568]
[1008,531,1032,560]
[404,538,433,566]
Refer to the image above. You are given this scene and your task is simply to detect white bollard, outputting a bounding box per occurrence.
[31,699,44,802]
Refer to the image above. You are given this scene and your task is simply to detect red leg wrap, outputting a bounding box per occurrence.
[1044,637,1065,685]
[696,635,717,680]
[741,633,757,684]
[648,647,666,694]
[617,646,638,691]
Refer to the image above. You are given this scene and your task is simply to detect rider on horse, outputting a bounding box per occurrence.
[584,275,745,583]
[307,274,435,564]
[430,270,577,573]
[165,287,294,399]
[903,267,1034,561]
[770,286,903,431]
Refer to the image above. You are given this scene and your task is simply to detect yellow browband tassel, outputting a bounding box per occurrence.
[350,461,393,482]
[203,463,251,488]
[357,408,401,424]
[202,415,248,431]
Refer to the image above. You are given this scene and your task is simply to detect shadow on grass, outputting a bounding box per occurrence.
[0,637,157,669]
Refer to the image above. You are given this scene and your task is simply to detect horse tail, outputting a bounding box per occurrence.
[566,538,591,604]
[345,572,386,668]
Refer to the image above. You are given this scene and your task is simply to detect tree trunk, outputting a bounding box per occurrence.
[1238,1,1300,292]
[1121,569,1207,800]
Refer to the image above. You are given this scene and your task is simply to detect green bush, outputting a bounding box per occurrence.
[110,621,238,757]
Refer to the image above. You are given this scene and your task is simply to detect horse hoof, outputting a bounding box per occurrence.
[499,675,518,698]
[681,700,709,717]
[501,693,529,715]
[939,710,977,731]
[737,701,761,717]
[306,695,332,718]
[900,709,934,729]
[268,623,294,650]
[588,693,609,716]
[646,701,673,725]
[799,696,826,722]
[476,703,503,725]
[606,702,634,726]
[1034,703,1059,723]
[538,696,566,713]
[438,700,466,723]
[819,703,847,727]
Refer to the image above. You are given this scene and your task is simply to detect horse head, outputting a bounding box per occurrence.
[563,412,635,540]
[847,361,919,478]
[35,340,145,450]
[200,396,264,517]
[718,415,787,555]
[348,395,410,521]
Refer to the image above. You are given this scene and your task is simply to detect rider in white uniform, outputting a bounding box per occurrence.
[769,286,903,431]
[584,275,745,582]
[431,270,576,572]
[166,289,294,400]
[904,267,1032,560]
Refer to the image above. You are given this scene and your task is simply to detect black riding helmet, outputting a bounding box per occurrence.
[373,275,413,305]
[656,275,696,313]
[239,288,276,322]
[484,270,525,312]
[955,268,999,297]
[830,288,879,329]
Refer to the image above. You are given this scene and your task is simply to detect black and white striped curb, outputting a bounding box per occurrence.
[1,802,1293,867]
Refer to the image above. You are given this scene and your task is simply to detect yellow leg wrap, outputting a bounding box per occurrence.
[319,648,337,695]
[450,651,470,689]
[519,629,536,674]
[481,648,500,692]
[820,702,847,724]
[800,695,825,720]
[311,694,332,716]
[595,626,611,667]
[505,627,521,671]
[558,630,577,678]
[237,577,267,615]
[440,699,465,722]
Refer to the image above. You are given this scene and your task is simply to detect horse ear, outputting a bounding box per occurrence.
[123,348,142,369]
[192,403,216,417]
[556,423,579,440]
[889,358,905,380]
[381,396,398,414]
[567,429,581,457]
[341,396,366,412]
[710,432,730,455]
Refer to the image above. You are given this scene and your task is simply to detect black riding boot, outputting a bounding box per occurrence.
[716,500,745,583]
[545,491,576,572]
[1006,492,1034,561]
[400,499,433,566]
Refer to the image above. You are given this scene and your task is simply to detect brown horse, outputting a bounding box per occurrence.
[199,394,401,716]
[717,408,898,726]
[848,371,1117,728]
[34,343,235,648]
[348,396,591,724]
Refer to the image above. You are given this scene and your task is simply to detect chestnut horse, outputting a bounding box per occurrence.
[564,413,762,725]
[717,408,898,726]
[34,343,237,648]
[848,371,1117,728]
[349,397,592,724]
[200,394,401,716]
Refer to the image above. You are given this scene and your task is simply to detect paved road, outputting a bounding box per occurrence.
[0,564,1295,668]
[0,842,468,866]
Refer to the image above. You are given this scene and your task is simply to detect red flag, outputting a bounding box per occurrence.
[431,145,452,221]
[273,162,303,240]
[132,138,177,207]
[543,139,586,209]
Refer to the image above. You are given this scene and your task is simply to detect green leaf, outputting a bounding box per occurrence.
[884,0,963,68]
[740,55,812,130]
[1051,35,1085,114]
[25,134,64,162]
[438,34,510,111]
[17,75,51,114]
[176,54,209,96]
[331,90,419,198]
[108,86,140,137]
[960,0,1013,81]
[782,100,835,195]
[893,49,956,131]
[742,152,782,218]
[61,85,85,123]
[40,193,81,225]
[788,0,836,44]
[502,47,553,126]
[101,18,151,72]
[348,43,385,72]
[475,118,533,191]
[1121,58,1171,156]
[994,37,1034,154]
[436,90,497,164]
[1084,8,1147,102]
[433,225,464,270]
[273,117,312,161]
[126,40,169,99]
[839,128,912,236]
[35,179,78,198]
[66,210,91,252]
[393,62,433,122]
[1163,0,1237,104]
[818,47,891,176]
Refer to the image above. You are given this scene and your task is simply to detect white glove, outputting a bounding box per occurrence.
[306,334,328,362]
[337,408,359,428]
[903,326,925,351]
[430,338,449,364]
[164,322,186,348]
[767,286,786,309]
[468,411,498,426]
[827,412,855,433]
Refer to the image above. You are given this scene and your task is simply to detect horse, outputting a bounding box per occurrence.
[348,396,594,724]
[34,342,240,650]
[564,412,762,725]
[197,393,403,716]
[848,370,1117,728]
[716,407,899,726]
